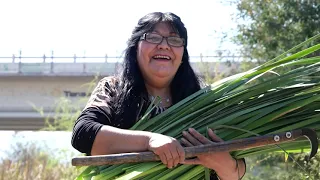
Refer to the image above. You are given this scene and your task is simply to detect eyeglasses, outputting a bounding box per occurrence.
[140,33,185,47]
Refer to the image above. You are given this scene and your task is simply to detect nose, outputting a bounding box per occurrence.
[157,38,171,50]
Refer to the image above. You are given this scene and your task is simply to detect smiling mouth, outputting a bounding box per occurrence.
[152,55,171,61]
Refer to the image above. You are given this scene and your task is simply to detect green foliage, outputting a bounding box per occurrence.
[244,153,320,180]
[33,75,100,131]
[230,2,320,178]
[196,56,248,84]
[234,0,320,64]
[197,61,225,84]
[42,96,84,131]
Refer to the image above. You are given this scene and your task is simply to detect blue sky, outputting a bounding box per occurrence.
[0,0,239,59]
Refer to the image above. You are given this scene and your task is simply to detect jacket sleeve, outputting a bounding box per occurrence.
[71,76,118,155]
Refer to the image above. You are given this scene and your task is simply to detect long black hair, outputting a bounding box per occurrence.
[114,12,202,128]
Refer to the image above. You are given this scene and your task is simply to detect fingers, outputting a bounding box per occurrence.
[165,149,174,169]
[180,128,226,169]
[208,128,223,142]
[158,153,167,166]
[183,128,214,146]
[181,138,193,147]
[176,144,186,164]
[168,146,179,168]
[156,142,185,169]
[148,133,186,169]
[182,130,202,146]
[181,158,201,165]
[156,149,174,168]
[189,128,212,144]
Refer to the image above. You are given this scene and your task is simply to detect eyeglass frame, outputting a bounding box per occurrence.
[140,33,185,47]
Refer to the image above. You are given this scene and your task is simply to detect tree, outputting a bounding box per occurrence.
[226,1,320,179]
[233,0,320,64]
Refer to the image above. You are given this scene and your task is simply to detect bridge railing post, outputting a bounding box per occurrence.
[43,54,46,63]
[18,50,22,73]
[50,51,54,73]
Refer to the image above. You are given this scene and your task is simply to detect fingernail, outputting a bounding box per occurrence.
[188,128,193,132]
[182,131,187,135]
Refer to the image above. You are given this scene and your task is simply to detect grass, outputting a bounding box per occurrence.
[0,140,80,180]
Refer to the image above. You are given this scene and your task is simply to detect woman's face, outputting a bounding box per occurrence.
[137,22,184,87]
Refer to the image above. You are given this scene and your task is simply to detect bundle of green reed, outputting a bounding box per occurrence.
[74,34,320,180]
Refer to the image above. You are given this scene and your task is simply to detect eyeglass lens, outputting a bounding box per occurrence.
[145,33,184,47]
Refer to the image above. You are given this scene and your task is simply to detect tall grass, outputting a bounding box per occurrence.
[0,141,79,180]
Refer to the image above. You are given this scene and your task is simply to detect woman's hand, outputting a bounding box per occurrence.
[147,133,185,169]
[181,128,241,180]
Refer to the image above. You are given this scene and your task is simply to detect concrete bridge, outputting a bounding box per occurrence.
[0,61,239,131]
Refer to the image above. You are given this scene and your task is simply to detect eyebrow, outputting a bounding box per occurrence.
[152,30,178,36]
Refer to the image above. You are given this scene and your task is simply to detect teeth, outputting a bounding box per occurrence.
[153,55,170,60]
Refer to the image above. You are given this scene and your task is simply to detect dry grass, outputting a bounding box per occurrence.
[0,142,80,180]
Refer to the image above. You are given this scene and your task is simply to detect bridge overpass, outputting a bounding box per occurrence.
[0,61,239,131]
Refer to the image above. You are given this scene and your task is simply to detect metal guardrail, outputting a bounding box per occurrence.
[0,53,245,75]
[0,55,244,63]
[0,50,244,63]
[0,62,121,76]
[0,61,242,76]
[0,55,115,63]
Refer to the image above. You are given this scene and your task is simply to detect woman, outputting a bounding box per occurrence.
[71,12,246,179]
